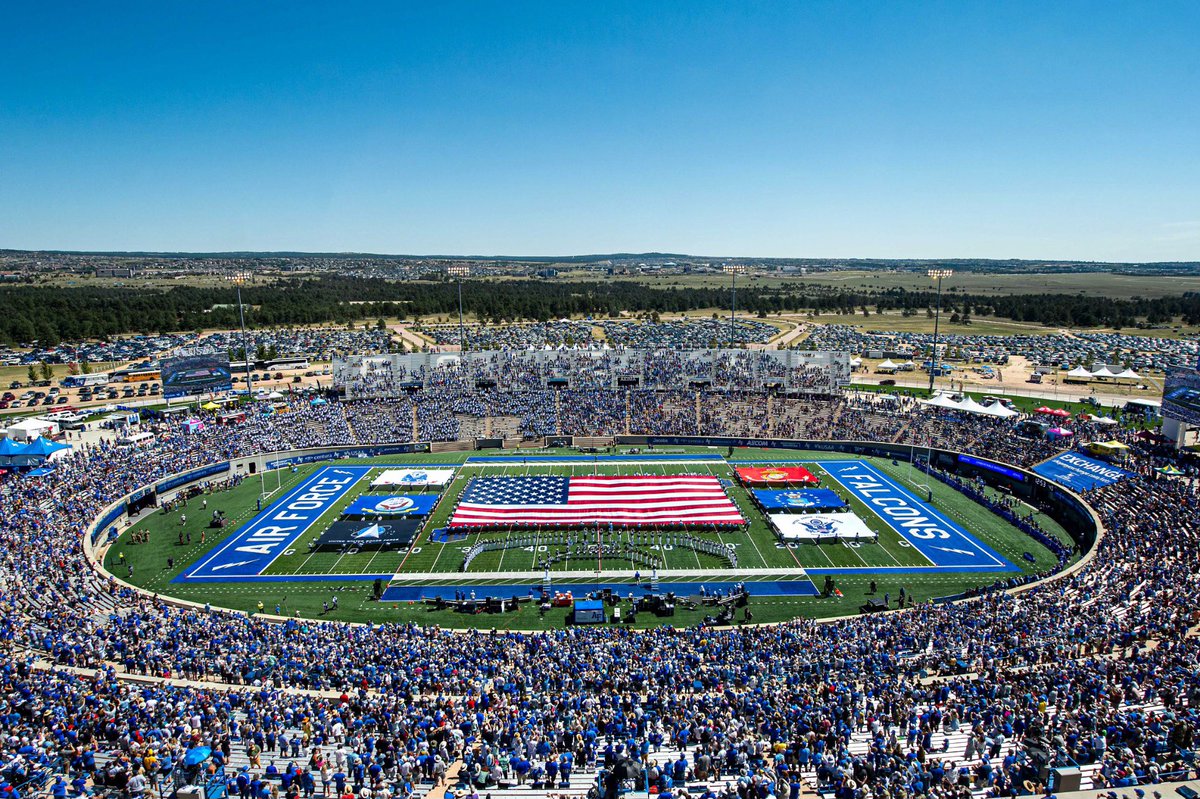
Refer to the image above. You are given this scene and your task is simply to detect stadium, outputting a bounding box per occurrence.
[4,345,1197,799]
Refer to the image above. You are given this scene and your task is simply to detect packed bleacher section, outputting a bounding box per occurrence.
[601,318,779,349]
[334,350,850,401]
[0,382,1198,799]
[804,325,1199,371]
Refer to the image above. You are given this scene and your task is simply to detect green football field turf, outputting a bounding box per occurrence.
[108,447,1078,627]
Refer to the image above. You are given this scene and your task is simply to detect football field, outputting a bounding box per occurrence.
[113,447,1075,624]
[173,452,1018,581]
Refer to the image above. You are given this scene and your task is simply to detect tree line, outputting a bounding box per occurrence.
[1,276,1198,345]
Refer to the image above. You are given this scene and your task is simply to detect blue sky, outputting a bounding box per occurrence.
[1,1,1196,260]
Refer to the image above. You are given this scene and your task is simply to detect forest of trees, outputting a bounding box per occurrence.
[1,276,1198,345]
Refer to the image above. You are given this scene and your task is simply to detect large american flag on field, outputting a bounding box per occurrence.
[448,475,745,528]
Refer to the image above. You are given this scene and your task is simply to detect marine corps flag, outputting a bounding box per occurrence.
[734,466,820,487]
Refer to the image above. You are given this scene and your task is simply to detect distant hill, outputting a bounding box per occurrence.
[0,249,1197,273]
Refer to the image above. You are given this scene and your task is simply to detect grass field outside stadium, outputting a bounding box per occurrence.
[105,446,1078,629]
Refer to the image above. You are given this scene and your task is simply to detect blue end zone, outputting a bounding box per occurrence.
[176,465,373,582]
[381,579,819,602]
[815,460,1015,571]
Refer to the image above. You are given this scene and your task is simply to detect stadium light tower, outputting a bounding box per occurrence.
[723,264,747,348]
[229,271,255,397]
[927,269,954,392]
[447,265,470,352]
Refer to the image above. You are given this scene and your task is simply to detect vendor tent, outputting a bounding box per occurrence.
[0,438,23,461]
[876,359,898,373]
[1067,366,1093,379]
[956,396,991,415]
[5,418,59,442]
[980,401,1019,418]
[1115,368,1141,380]
[922,393,962,410]
[2,437,70,468]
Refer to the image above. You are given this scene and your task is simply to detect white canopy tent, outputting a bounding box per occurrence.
[1085,414,1119,426]
[1067,366,1093,379]
[956,396,991,415]
[922,393,962,410]
[979,401,1019,418]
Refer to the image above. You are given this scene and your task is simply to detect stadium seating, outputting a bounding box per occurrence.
[0,377,1197,799]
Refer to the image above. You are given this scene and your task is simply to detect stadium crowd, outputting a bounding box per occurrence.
[335,351,847,403]
[0,381,1197,799]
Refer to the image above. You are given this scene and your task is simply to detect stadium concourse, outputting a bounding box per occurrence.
[1,367,1199,799]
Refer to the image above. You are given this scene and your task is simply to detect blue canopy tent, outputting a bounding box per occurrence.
[2,437,71,468]
[0,438,23,467]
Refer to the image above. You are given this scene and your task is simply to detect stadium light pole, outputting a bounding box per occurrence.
[229,271,255,398]
[723,264,747,348]
[447,265,470,352]
[927,269,953,393]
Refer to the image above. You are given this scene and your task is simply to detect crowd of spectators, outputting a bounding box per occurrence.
[336,351,848,402]
[0,385,1197,799]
